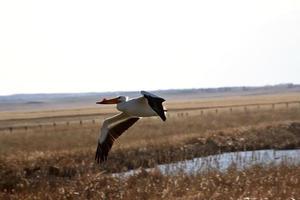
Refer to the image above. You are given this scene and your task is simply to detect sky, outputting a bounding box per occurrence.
[0,0,300,95]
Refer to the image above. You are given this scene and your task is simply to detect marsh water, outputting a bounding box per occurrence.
[114,149,300,177]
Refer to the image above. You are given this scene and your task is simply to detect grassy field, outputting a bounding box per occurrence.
[0,93,300,199]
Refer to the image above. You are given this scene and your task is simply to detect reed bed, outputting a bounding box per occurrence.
[1,160,299,199]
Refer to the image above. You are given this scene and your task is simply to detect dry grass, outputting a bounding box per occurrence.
[1,161,300,199]
[1,107,300,156]
[1,94,300,199]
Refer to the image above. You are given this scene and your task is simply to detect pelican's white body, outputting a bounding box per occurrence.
[117,97,157,117]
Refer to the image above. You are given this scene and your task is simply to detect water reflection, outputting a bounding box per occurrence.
[113,149,300,178]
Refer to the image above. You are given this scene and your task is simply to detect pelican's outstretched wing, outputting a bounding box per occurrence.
[95,117,139,163]
[141,91,166,121]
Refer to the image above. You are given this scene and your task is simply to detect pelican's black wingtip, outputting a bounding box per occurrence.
[160,114,167,121]
[95,143,105,164]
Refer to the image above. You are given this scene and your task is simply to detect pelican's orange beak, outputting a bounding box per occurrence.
[96,97,120,104]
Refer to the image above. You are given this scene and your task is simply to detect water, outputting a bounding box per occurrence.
[113,149,300,178]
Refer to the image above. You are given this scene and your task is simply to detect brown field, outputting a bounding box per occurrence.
[1,92,300,199]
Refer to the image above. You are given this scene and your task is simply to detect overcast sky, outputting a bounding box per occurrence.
[0,0,299,95]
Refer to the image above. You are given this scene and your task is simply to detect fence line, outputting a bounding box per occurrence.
[1,101,300,133]
[168,100,300,112]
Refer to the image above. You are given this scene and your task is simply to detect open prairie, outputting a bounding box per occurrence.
[1,91,300,199]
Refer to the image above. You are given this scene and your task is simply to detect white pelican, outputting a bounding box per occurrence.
[95,91,167,163]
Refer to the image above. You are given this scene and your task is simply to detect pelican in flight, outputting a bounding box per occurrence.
[95,91,167,163]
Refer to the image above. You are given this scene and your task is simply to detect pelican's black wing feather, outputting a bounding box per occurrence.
[95,117,139,164]
[141,91,166,121]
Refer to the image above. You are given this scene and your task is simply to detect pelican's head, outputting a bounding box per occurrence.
[96,96,128,104]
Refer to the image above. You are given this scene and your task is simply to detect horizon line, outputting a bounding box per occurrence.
[0,82,298,97]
